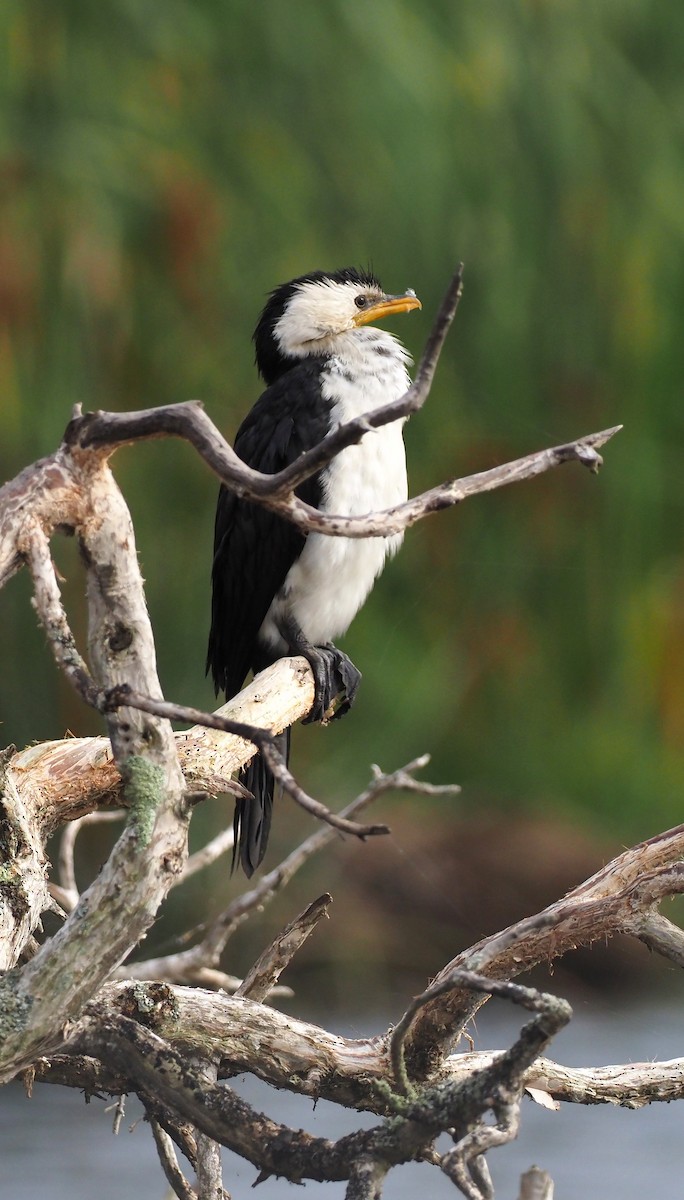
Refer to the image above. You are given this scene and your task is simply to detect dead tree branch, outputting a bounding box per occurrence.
[236,893,332,1002]
[2,658,313,846]
[0,450,189,1080]
[30,986,684,1113]
[103,685,390,841]
[517,1166,554,1200]
[401,829,684,1080]
[59,400,621,542]
[69,973,568,1196]
[0,265,661,1196]
[150,1119,197,1200]
[56,810,126,912]
[120,755,450,987]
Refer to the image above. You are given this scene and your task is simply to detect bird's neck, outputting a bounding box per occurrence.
[326,326,413,371]
[321,330,413,422]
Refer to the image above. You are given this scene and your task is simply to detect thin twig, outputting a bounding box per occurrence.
[274,423,621,543]
[150,1117,197,1200]
[194,1060,224,1200]
[391,970,573,1099]
[58,810,126,909]
[105,685,389,841]
[46,885,72,916]
[199,753,455,955]
[24,524,101,707]
[109,1092,126,1135]
[366,754,461,800]
[124,756,452,983]
[65,400,621,541]
[390,970,479,1096]
[182,828,236,883]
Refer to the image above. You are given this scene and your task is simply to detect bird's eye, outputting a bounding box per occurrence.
[354,295,368,309]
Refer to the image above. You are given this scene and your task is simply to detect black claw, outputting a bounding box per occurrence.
[301,645,330,723]
[301,643,361,724]
[328,648,362,720]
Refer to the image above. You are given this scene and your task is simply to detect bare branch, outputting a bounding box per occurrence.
[109,1092,126,1135]
[365,753,461,800]
[0,454,188,1083]
[86,1015,349,1181]
[441,1140,496,1200]
[237,893,332,1002]
[34,982,684,1115]
[57,810,126,911]
[345,1157,389,1200]
[150,1118,197,1200]
[523,1053,684,1109]
[77,979,570,1193]
[390,971,474,1096]
[208,755,447,935]
[104,683,388,841]
[114,955,243,991]
[123,756,448,984]
[2,658,313,847]
[193,1060,225,1200]
[61,398,621,541]
[182,827,236,882]
[623,910,684,968]
[401,834,684,1080]
[24,524,101,708]
[517,1166,554,1200]
[272,423,621,541]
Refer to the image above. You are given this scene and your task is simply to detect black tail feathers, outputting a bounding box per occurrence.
[233,729,290,876]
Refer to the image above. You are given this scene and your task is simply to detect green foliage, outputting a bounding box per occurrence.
[2,0,684,843]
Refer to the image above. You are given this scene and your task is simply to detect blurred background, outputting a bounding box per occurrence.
[2,1,684,1005]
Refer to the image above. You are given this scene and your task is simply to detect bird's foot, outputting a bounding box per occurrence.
[302,643,362,724]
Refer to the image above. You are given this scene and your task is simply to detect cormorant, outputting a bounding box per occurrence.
[207,267,421,874]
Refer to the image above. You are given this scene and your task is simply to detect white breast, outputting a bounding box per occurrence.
[260,330,410,651]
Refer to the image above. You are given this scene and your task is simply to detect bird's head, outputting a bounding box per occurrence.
[253,267,422,384]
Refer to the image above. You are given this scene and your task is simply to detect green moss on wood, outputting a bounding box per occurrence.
[120,756,164,847]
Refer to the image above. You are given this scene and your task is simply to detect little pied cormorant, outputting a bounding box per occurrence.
[207,267,421,875]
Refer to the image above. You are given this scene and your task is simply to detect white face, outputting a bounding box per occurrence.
[273,279,383,360]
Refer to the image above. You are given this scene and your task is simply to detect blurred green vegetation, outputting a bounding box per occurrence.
[3,0,684,882]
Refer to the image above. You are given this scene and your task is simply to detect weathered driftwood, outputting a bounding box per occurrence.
[29,978,684,1111]
[4,268,675,1198]
[0,450,189,1077]
[2,658,313,836]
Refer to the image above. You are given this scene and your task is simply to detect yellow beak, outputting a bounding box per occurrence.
[352,290,422,327]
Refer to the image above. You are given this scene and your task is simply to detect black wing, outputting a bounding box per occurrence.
[207,359,333,697]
